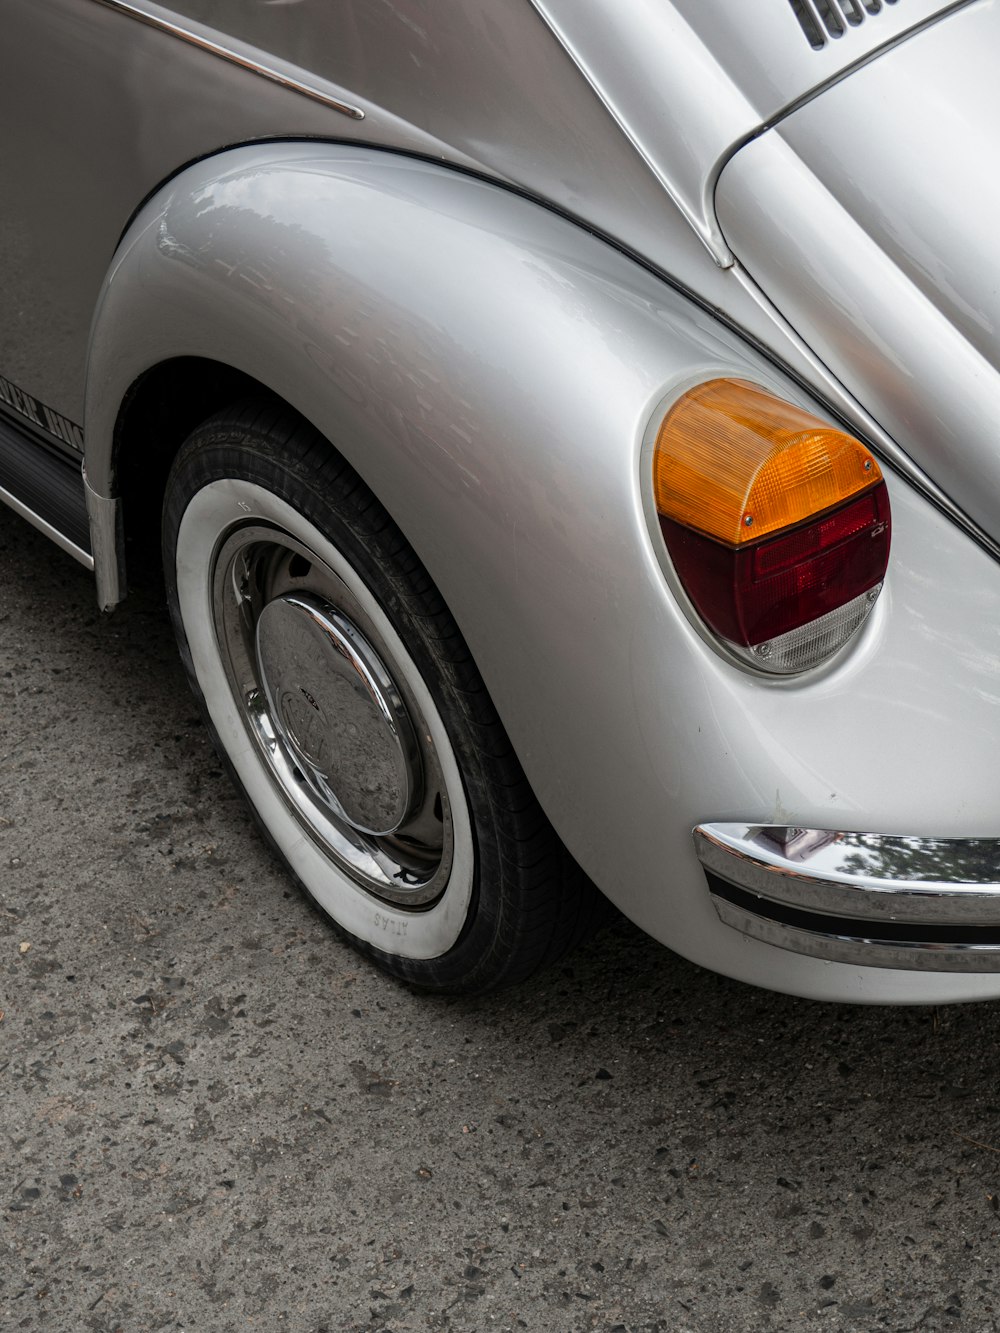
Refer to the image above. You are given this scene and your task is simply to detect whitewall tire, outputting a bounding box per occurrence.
[161,399,597,991]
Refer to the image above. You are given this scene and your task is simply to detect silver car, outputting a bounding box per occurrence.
[5,0,1000,1001]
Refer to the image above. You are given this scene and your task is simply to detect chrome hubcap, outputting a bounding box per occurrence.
[255,594,421,837]
[212,525,453,907]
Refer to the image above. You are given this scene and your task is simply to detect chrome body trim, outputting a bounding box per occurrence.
[90,0,365,120]
[696,823,1000,972]
[709,898,1000,974]
[83,469,123,610]
[0,484,93,571]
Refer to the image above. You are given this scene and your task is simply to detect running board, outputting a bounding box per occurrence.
[0,409,93,568]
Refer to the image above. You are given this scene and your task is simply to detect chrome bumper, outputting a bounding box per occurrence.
[695,823,1000,972]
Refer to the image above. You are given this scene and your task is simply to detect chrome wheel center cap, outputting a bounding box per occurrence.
[254,594,421,837]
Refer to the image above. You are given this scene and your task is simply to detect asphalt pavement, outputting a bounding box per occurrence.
[4,506,1000,1333]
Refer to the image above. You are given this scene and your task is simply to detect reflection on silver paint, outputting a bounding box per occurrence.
[528,0,960,261]
[1,0,483,418]
[526,0,750,262]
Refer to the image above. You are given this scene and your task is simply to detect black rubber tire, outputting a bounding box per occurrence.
[161,397,598,993]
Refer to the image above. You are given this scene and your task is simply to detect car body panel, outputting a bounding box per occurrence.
[1,0,462,425]
[4,0,970,446]
[0,0,735,429]
[85,144,1000,1002]
[717,0,1000,547]
[528,0,964,258]
[663,0,962,111]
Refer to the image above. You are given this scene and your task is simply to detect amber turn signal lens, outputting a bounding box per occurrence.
[653,379,891,674]
[653,378,882,545]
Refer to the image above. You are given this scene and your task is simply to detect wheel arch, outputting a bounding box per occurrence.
[110,357,263,564]
[81,140,703,609]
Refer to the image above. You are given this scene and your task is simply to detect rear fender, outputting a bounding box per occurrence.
[89,143,908,991]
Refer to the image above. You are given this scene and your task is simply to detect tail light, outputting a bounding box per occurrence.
[653,379,890,674]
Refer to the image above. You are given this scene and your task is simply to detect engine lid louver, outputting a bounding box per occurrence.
[789,0,899,49]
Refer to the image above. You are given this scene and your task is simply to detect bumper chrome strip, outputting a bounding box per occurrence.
[695,823,1000,973]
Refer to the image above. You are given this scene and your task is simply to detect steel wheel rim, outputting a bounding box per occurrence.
[212,522,455,908]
